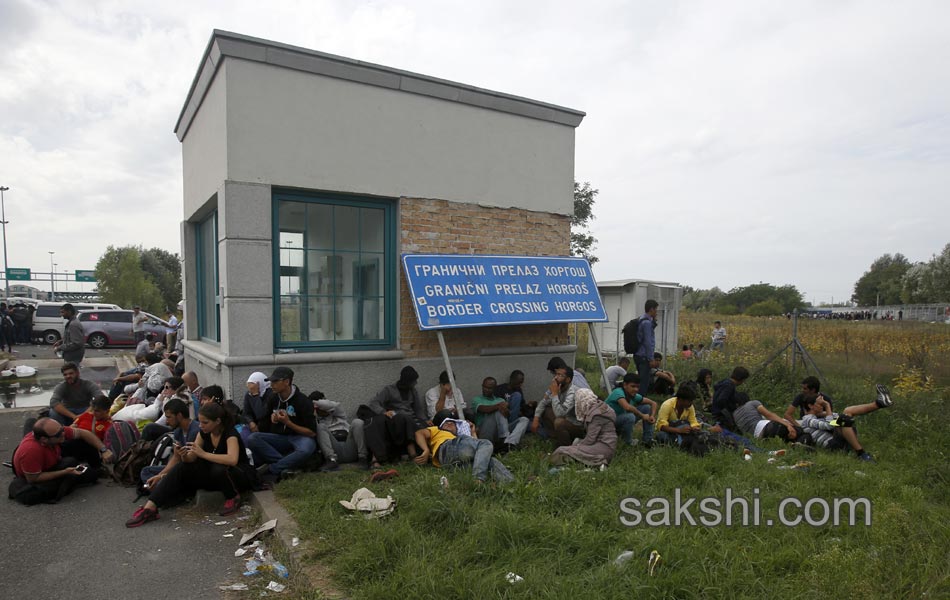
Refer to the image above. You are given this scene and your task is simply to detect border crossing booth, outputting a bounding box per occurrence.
[175,31,589,408]
[589,279,683,358]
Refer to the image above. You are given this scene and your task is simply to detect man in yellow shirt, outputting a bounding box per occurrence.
[656,385,702,449]
[414,410,514,484]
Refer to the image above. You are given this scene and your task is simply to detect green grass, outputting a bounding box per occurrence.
[275,366,950,599]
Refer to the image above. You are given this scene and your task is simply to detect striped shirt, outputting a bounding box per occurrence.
[800,413,837,448]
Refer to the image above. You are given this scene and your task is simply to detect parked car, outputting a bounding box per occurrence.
[77,309,171,349]
[33,301,121,344]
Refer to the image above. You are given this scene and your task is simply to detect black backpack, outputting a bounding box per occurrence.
[112,439,156,486]
[622,318,643,354]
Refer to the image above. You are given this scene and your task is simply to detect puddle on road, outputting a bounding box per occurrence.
[0,365,118,409]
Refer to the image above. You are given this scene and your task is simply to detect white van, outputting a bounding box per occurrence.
[32,301,121,344]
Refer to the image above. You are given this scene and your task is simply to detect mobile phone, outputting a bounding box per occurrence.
[75,465,88,474]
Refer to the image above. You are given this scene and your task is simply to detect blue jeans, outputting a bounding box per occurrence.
[247,432,317,475]
[615,411,654,445]
[634,356,652,396]
[507,391,523,426]
[657,431,686,446]
[439,436,513,483]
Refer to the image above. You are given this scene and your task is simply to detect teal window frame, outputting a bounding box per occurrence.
[272,190,396,351]
[195,210,220,342]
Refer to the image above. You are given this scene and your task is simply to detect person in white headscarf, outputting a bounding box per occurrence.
[243,372,272,433]
[550,388,618,468]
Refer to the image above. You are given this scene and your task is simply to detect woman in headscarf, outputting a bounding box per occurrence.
[242,371,272,433]
[550,388,618,468]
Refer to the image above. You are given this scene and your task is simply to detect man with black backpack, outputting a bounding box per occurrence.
[628,300,659,396]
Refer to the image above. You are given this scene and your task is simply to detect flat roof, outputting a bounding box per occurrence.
[597,279,682,289]
[175,30,586,141]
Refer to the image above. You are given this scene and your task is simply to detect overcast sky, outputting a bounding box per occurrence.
[1,0,947,304]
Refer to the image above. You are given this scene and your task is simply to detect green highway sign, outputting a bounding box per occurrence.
[6,268,31,281]
[75,270,96,282]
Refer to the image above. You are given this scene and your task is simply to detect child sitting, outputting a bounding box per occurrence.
[72,395,114,442]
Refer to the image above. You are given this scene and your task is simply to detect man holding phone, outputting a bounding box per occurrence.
[9,417,112,505]
[246,367,317,483]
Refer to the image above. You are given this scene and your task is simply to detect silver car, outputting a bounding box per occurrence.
[77,309,171,349]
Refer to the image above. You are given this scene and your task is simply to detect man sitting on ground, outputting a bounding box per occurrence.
[784,375,833,421]
[470,376,529,452]
[247,367,317,482]
[495,369,528,422]
[414,409,514,484]
[424,371,466,420]
[140,397,202,485]
[649,353,677,397]
[531,365,584,447]
[49,362,101,426]
[656,385,703,451]
[311,392,367,471]
[799,385,893,462]
[711,366,750,430]
[603,357,630,391]
[605,373,657,447]
[9,417,113,505]
[547,357,591,391]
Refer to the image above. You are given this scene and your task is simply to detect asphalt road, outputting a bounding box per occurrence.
[0,402,253,599]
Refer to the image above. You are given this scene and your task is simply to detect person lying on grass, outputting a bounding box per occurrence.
[551,388,617,468]
[413,409,514,484]
[126,402,258,527]
[798,384,893,463]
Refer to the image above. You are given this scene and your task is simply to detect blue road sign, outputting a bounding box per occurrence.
[402,254,607,331]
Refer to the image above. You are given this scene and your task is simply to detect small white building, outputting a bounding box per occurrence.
[588,279,683,357]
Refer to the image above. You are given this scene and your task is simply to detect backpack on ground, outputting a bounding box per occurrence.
[150,433,177,467]
[105,419,140,457]
[112,439,156,486]
[622,318,643,354]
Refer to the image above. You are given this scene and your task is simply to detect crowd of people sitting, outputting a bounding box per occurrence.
[7,301,895,529]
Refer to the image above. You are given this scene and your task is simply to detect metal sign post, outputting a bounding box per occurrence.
[587,323,611,394]
[435,330,462,419]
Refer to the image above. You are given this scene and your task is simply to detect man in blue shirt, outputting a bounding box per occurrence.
[634,300,658,395]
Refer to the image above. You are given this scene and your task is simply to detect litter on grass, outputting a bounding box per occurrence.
[291,537,300,547]
[613,550,635,566]
[240,519,278,545]
[339,487,396,519]
[648,550,662,576]
[219,584,249,591]
[505,572,524,584]
[266,582,286,593]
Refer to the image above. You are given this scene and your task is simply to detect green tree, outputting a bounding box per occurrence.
[94,246,164,313]
[745,299,784,316]
[571,181,598,265]
[900,243,950,303]
[683,286,724,311]
[141,247,182,313]
[717,283,805,314]
[852,253,910,305]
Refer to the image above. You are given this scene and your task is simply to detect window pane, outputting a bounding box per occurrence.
[305,204,333,250]
[355,298,382,340]
[361,208,385,252]
[278,202,306,241]
[335,205,360,251]
[306,251,338,296]
[307,295,336,341]
[279,296,304,342]
[355,254,383,296]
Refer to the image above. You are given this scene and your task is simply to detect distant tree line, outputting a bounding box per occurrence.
[852,243,950,305]
[683,283,805,316]
[95,246,182,315]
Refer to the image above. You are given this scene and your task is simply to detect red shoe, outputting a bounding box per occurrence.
[126,506,159,528]
[369,469,399,483]
[219,496,241,516]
